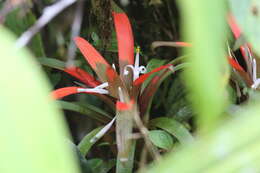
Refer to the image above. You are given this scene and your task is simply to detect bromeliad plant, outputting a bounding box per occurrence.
[227,14,260,90]
[52,11,173,165]
[219,14,260,105]
[163,13,260,103]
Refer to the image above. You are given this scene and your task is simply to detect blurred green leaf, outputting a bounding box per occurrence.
[150,117,193,145]
[229,0,260,56]
[178,0,228,132]
[148,130,174,150]
[0,27,79,173]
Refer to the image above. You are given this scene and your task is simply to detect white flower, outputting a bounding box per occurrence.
[123,47,147,81]
[77,82,109,94]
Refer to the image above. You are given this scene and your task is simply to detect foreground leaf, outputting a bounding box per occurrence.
[178,0,228,132]
[0,27,79,173]
[229,0,260,56]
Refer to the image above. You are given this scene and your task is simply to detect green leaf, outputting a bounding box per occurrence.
[57,101,112,123]
[99,159,116,173]
[229,0,260,56]
[49,72,62,86]
[78,127,103,156]
[141,58,166,91]
[88,158,116,173]
[145,102,260,173]
[0,27,79,173]
[178,0,228,132]
[146,59,167,72]
[150,117,194,145]
[165,76,191,119]
[38,57,66,70]
[140,62,188,117]
[88,159,103,171]
[148,130,174,150]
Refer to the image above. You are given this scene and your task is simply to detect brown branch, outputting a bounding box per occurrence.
[66,0,84,67]
[16,0,76,48]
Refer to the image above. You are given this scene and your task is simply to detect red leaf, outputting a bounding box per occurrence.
[139,75,161,116]
[74,37,111,82]
[133,64,172,86]
[52,86,104,99]
[106,67,118,82]
[228,14,249,61]
[64,67,101,87]
[51,87,80,99]
[228,57,245,72]
[228,14,241,39]
[113,12,134,69]
[174,42,192,47]
[74,37,109,69]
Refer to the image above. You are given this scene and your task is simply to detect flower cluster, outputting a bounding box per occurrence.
[52,12,172,111]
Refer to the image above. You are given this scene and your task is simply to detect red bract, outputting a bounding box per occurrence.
[64,67,101,87]
[228,13,249,62]
[113,12,134,70]
[52,12,173,113]
[116,99,135,111]
[228,14,241,39]
[228,57,244,72]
